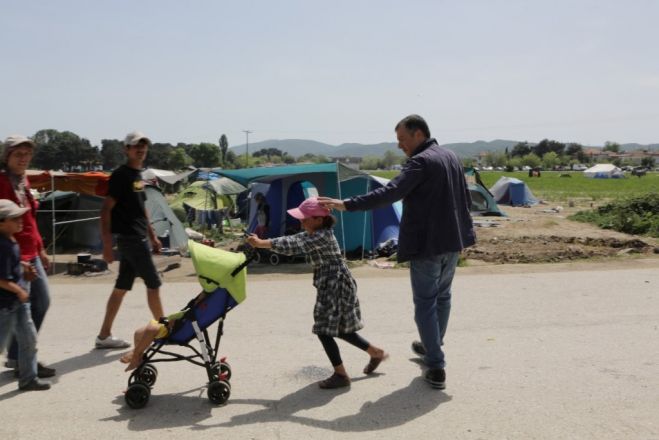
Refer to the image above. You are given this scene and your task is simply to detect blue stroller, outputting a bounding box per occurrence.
[124,240,249,409]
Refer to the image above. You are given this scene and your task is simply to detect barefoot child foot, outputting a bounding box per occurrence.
[120,351,134,364]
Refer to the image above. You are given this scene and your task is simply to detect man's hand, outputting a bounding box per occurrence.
[17,287,29,303]
[317,197,346,212]
[39,249,50,271]
[102,243,114,264]
[151,237,162,254]
[21,262,38,282]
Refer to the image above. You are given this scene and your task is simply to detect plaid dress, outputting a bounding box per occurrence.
[270,228,363,336]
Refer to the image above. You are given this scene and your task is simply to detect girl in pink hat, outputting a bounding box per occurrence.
[247,197,388,389]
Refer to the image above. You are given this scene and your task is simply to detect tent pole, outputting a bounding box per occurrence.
[51,172,56,274]
[361,178,368,260]
[336,162,346,257]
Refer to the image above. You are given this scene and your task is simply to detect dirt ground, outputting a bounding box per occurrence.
[48,202,659,284]
[465,203,658,264]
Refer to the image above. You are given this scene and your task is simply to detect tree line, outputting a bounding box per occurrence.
[473,139,655,170]
[22,129,386,171]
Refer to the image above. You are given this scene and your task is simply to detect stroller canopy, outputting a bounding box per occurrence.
[188,240,247,303]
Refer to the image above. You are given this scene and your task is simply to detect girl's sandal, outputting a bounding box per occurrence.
[363,353,389,375]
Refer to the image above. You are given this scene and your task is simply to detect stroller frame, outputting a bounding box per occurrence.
[125,259,250,409]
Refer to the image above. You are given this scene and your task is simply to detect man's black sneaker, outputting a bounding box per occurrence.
[12,363,56,379]
[19,379,51,391]
[411,341,426,357]
[425,368,446,390]
[37,363,56,378]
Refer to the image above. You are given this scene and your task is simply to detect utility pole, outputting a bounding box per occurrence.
[242,130,252,167]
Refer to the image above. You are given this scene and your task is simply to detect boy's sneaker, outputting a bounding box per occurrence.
[425,368,446,390]
[19,378,51,391]
[5,359,17,369]
[411,340,426,357]
[95,335,130,349]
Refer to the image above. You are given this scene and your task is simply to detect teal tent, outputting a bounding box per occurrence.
[212,163,401,254]
[464,167,505,216]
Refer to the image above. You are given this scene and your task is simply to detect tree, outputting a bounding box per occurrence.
[224,150,238,168]
[169,147,192,170]
[219,134,228,164]
[146,143,175,169]
[361,156,380,170]
[565,143,588,163]
[32,129,100,170]
[253,148,284,159]
[521,153,542,168]
[641,156,656,169]
[511,142,532,157]
[188,143,221,167]
[100,139,125,170]
[507,157,522,171]
[542,151,560,169]
[484,151,507,168]
[603,141,621,153]
[382,150,403,169]
[533,139,565,157]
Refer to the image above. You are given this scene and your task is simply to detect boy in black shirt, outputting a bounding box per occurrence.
[95,132,164,349]
[0,199,50,390]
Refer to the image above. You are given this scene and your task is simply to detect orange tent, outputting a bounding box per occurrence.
[27,171,109,196]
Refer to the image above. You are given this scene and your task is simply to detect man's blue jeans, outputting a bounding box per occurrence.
[8,257,50,364]
[409,252,459,370]
[0,302,38,387]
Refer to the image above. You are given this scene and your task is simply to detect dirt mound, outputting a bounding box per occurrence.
[465,204,659,265]
[465,235,654,264]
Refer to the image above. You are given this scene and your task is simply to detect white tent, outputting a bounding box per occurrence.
[583,164,624,179]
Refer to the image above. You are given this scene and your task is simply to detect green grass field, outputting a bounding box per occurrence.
[369,170,659,203]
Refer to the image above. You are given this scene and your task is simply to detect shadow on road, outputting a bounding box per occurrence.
[99,375,450,433]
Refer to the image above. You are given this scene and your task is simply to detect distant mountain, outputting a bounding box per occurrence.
[231,139,521,158]
[621,143,659,151]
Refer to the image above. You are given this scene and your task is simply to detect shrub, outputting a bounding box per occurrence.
[570,193,659,237]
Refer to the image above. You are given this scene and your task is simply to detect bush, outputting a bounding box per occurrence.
[569,193,659,237]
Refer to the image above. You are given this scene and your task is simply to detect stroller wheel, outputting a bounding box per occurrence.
[125,382,151,409]
[251,251,262,264]
[219,362,232,380]
[137,364,158,387]
[208,380,231,405]
[269,253,280,266]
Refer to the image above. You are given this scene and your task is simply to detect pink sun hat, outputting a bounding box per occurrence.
[287,197,331,220]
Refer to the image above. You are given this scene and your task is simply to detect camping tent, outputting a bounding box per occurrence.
[489,176,538,206]
[583,164,624,179]
[37,191,104,252]
[170,179,244,227]
[144,185,189,252]
[36,185,188,253]
[463,168,505,216]
[212,163,401,253]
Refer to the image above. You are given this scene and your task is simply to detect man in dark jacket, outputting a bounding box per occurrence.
[319,114,475,389]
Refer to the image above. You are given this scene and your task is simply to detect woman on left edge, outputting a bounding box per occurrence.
[0,135,55,378]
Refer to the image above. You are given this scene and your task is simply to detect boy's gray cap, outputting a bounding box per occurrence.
[0,199,30,220]
[4,135,36,149]
[124,131,152,147]
[2,135,36,165]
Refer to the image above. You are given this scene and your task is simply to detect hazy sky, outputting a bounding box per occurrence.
[2,0,658,148]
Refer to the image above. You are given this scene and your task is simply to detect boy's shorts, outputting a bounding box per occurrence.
[115,236,162,290]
